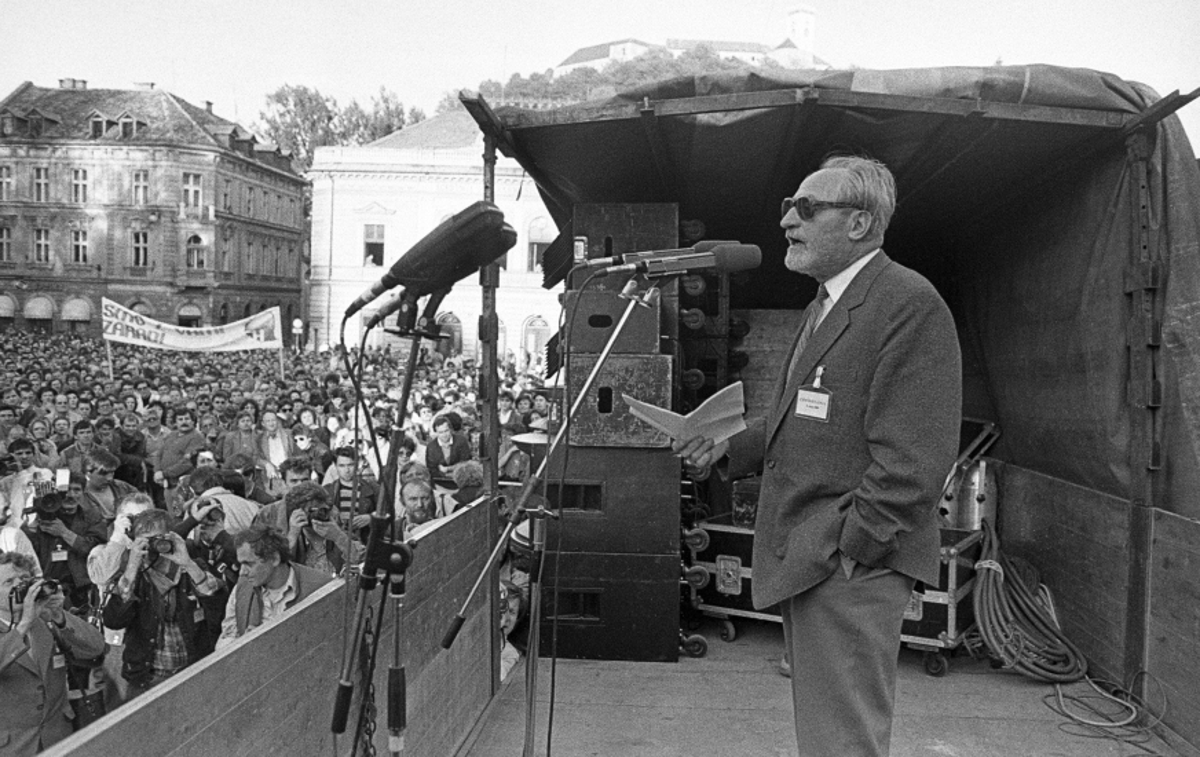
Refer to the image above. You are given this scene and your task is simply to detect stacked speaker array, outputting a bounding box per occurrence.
[541,203,682,662]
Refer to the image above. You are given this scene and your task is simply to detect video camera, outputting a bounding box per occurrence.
[31,491,64,522]
[10,577,60,604]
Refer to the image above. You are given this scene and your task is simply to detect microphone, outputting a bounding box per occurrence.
[579,239,736,269]
[599,242,761,277]
[345,201,517,318]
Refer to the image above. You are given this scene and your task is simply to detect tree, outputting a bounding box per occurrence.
[258,85,341,171]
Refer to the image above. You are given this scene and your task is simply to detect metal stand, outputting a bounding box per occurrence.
[331,289,448,756]
[441,279,659,757]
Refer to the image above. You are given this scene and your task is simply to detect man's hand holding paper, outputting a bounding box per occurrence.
[623,381,746,471]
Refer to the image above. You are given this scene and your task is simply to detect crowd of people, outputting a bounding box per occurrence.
[0,330,550,754]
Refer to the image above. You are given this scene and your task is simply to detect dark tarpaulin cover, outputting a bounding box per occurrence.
[491,66,1200,516]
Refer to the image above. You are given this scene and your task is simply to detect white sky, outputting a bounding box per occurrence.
[2,0,1198,144]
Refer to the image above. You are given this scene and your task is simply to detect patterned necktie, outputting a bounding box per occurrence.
[786,284,829,387]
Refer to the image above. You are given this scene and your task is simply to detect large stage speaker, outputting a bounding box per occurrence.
[538,550,680,662]
[542,202,682,662]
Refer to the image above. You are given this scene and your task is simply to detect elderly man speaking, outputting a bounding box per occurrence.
[676,155,961,757]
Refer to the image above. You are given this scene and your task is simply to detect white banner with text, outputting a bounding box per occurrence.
[101,298,282,352]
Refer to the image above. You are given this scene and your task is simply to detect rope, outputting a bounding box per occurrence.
[971,518,1088,683]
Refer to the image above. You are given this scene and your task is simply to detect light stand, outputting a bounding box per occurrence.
[441,278,660,757]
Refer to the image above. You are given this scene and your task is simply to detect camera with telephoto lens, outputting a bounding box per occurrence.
[306,505,331,523]
[147,535,175,554]
[10,577,60,603]
[31,492,64,522]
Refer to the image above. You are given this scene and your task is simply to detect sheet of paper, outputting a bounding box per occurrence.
[622,381,747,445]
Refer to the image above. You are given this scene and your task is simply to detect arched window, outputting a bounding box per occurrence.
[522,315,551,372]
[218,303,229,324]
[23,296,55,334]
[186,234,205,269]
[0,294,15,331]
[61,297,92,334]
[435,313,463,358]
[243,303,252,319]
[178,303,203,327]
[130,301,153,316]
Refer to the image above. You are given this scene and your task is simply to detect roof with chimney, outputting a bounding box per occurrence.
[0,80,298,175]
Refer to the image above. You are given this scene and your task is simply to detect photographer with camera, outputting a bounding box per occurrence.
[0,552,106,756]
[0,438,52,529]
[171,466,258,537]
[173,497,238,657]
[101,509,221,698]
[24,486,107,611]
[253,481,362,577]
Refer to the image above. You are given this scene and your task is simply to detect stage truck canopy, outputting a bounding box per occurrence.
[465,65,1200,518]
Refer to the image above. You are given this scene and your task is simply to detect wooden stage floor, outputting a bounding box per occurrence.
[457,616,1180,757]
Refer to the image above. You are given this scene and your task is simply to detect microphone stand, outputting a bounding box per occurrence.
[331,288,449,757]
[441,278,660,757]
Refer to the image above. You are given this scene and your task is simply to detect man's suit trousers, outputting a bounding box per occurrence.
[781,560,915,757]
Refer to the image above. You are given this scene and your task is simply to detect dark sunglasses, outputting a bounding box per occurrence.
[91,468,116,475]
[781,196,863,221]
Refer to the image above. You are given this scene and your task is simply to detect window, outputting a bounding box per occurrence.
[0,166,10,200]
[186,234,205,269]
[131,231,149,268]
[0,228,9,262]
[527,216,556,272]
[133,170,149,205]
[34,228,50,263]
[120,118,135,139]
[0,116,14,136]
[90,117,105,138]
[273,242,281,276]
[364,224,384,266]
[527,242,550,272]
[33,167,49,202]
[289,198,296,225]
[223,179,231,211]
[28,116,43,138]
[247,238,255,273]
[72,169,88,203]
[71,230,88,263]
[182,173,202,207]
[246,186,254,216]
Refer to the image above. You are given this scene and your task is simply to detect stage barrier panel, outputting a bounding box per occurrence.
[42,501,495,757]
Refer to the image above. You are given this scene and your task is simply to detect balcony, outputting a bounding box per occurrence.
[174,268,218,289]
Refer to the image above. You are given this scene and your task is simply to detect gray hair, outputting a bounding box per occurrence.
[820,155,896,243]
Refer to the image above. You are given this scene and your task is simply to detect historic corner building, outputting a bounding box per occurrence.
[0,79,307,338]
[308,108,561,365]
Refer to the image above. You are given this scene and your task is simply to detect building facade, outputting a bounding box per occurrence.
[0,79,307,337]
[308,109,561,366]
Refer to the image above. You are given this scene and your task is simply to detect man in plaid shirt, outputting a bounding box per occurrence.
[101,509,220,698]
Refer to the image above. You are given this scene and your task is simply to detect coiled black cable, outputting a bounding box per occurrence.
[972,518,1089,683]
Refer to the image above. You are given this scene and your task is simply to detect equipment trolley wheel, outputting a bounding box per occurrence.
[683,565,710,589]
[923,651,949,677]
[682,527,710,552]
[719,619,737,642]
[681,633,708,658]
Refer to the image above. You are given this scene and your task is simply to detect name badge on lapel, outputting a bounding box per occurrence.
[794,366,831,422]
